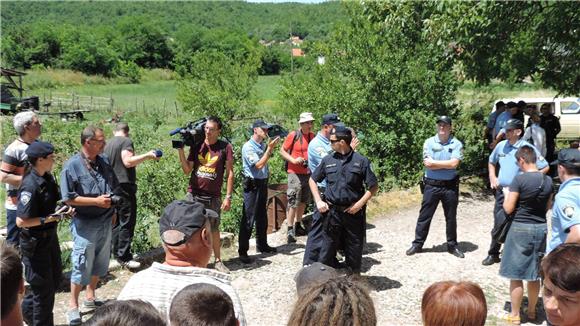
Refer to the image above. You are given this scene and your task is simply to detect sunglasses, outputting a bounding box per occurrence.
[330,139,341,144]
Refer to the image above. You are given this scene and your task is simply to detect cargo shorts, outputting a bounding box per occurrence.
[287,173,311,208]
[185,192,221,230]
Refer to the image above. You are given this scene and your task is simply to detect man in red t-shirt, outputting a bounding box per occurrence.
[280,112,315,243]
[177,116,234,273]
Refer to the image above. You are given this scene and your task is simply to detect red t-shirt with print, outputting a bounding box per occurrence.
[187,140,233,197]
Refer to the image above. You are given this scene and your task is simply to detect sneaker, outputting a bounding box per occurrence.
[66,308,82,326]
[83,298,105,310]
[287,230,297,243]
[118,259,141,269]
[214,260,230,274]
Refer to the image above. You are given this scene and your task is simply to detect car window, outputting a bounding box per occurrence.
[561,101,580,114]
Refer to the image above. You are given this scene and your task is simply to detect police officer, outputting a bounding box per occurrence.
[483,119,549,266]
[238,119,280,264]
[16,141,72,326]
[406,116,465,258]
[309,124,378,274]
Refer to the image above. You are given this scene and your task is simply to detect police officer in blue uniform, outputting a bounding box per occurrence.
[483,119,549,266]
[16,141,72,326]
[406,116,465,258]
[309,124,378,274]
[238,119,280,264]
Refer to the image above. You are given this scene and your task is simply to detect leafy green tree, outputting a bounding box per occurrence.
[58,27,119,76]
[1,23,62,69]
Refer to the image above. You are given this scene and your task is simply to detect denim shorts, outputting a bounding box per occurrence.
[499,222,546,281]
[70,217,112,285]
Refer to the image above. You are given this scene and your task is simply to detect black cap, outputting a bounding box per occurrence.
[331,124,352,137]
[295,262,339,296]
[252,119,271,129]
[321,113,340,126]
[25,141,54,159]
[552,149,580,168]
[159,200,218,246]
[505,118,523,130]
[436,116,452,125]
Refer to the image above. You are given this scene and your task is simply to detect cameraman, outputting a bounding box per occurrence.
[104,122,159,270]
[280,112,315,243]
[60,126,119,326]
[177,116,234,274]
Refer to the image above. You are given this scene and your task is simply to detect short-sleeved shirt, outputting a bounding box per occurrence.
[547,177,580,253]
[187,140,233,197]
[508,172,552,224]
[283,130,314,175]
[17,170,61,231]
[311,150,378,206]
[60,153,118,220]
[1,139,31,209]
[489,139,548,187]
[494,111,513,137]
[423,135,463,181]
[241,138,268,179]
[104,136,135,184]
[308,132,331,188]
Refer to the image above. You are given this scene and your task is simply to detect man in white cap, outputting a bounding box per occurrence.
[280,112,316,243]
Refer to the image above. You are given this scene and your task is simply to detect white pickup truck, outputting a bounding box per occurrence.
[493,97,580,140]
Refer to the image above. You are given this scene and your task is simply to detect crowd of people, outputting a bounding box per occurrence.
[1,107,579,325]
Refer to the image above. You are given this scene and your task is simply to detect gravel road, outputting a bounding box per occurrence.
[52,191,548,325]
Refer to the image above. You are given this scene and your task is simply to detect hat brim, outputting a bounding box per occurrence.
[299,118,315,123]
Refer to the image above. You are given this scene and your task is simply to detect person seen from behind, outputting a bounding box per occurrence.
[421,280,487,326]
[84,300,165,326]
[169,283,238,326]
[1,243,25,326]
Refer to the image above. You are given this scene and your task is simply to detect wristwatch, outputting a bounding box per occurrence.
[40,216,46,225]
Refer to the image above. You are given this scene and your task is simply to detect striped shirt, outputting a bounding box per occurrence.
[118,262,246,325]
[1,139,30,209]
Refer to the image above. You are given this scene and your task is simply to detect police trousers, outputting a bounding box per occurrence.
[412,183,459,248]
[112,183,137,262]
[303,190,326,265]
[20,228,62,326]
[320,206,365,273]
[489,188,507,256]
[239,178,269,255]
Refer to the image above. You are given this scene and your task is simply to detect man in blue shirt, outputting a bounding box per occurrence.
[485,101,505,146]
[60,126,118,325]
[406,116,465,258]
[238,119,280,264]
[303,113,341,266]
[483,119,549,266]
[546,149,580,253]
[491,102,520,149]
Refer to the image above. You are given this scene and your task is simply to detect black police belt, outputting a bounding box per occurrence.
[423,176,459,188]
[21,226,57,238]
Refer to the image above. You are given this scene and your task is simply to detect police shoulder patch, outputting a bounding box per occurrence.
[20,191,32,206]
[563,205,575,219]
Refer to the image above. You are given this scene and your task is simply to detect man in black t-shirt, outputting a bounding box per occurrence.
[104,123,158,269]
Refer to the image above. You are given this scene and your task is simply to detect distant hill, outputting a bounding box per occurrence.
[0,1,346,41]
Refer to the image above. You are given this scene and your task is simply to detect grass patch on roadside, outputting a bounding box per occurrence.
[366,187,423,220]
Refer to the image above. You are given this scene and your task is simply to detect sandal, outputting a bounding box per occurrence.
[501,313,521,325]
[527,310,537,321]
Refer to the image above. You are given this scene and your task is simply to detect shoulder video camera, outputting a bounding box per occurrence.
[170,118,207,149]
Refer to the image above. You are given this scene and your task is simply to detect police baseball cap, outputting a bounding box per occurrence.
[551,148,580,168]
[436,116,452,125]
[321,113,340,126]
[331,124,352,137]
[252,119,271,130]
[505,119,523,130]
[295,262,340,296]
[25,141,54,159]
[159,200,218,246]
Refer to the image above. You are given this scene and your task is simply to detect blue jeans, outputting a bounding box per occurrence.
[5,208,20,247]
[70,217,112,285]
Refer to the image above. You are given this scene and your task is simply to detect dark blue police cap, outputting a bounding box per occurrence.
[331,124,352,138]
[436,116,452,125]
[322,113,340,126]
[252,119,271,129]
[552,148,580,168]
[25,141,54,159]
[505,119,523,130]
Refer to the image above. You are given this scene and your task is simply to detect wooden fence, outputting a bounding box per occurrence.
[40,92,114,112]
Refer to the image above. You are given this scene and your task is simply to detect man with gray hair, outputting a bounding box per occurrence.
[104,122,159,269]
[0,111,42,247]
[60,125,119,325]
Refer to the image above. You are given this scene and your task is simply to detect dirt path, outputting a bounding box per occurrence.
[52,191,548,325]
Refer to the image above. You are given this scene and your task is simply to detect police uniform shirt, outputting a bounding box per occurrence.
[311,150,378,206]
[489,139,548,187]
[487,111,500,138]
[546,177,580,253]
[494,111,512,137]
[60,153,117,220]
[423,135,463,181]
[17,170,60,230]
[307,132,331,188]
[241,137,269,179]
